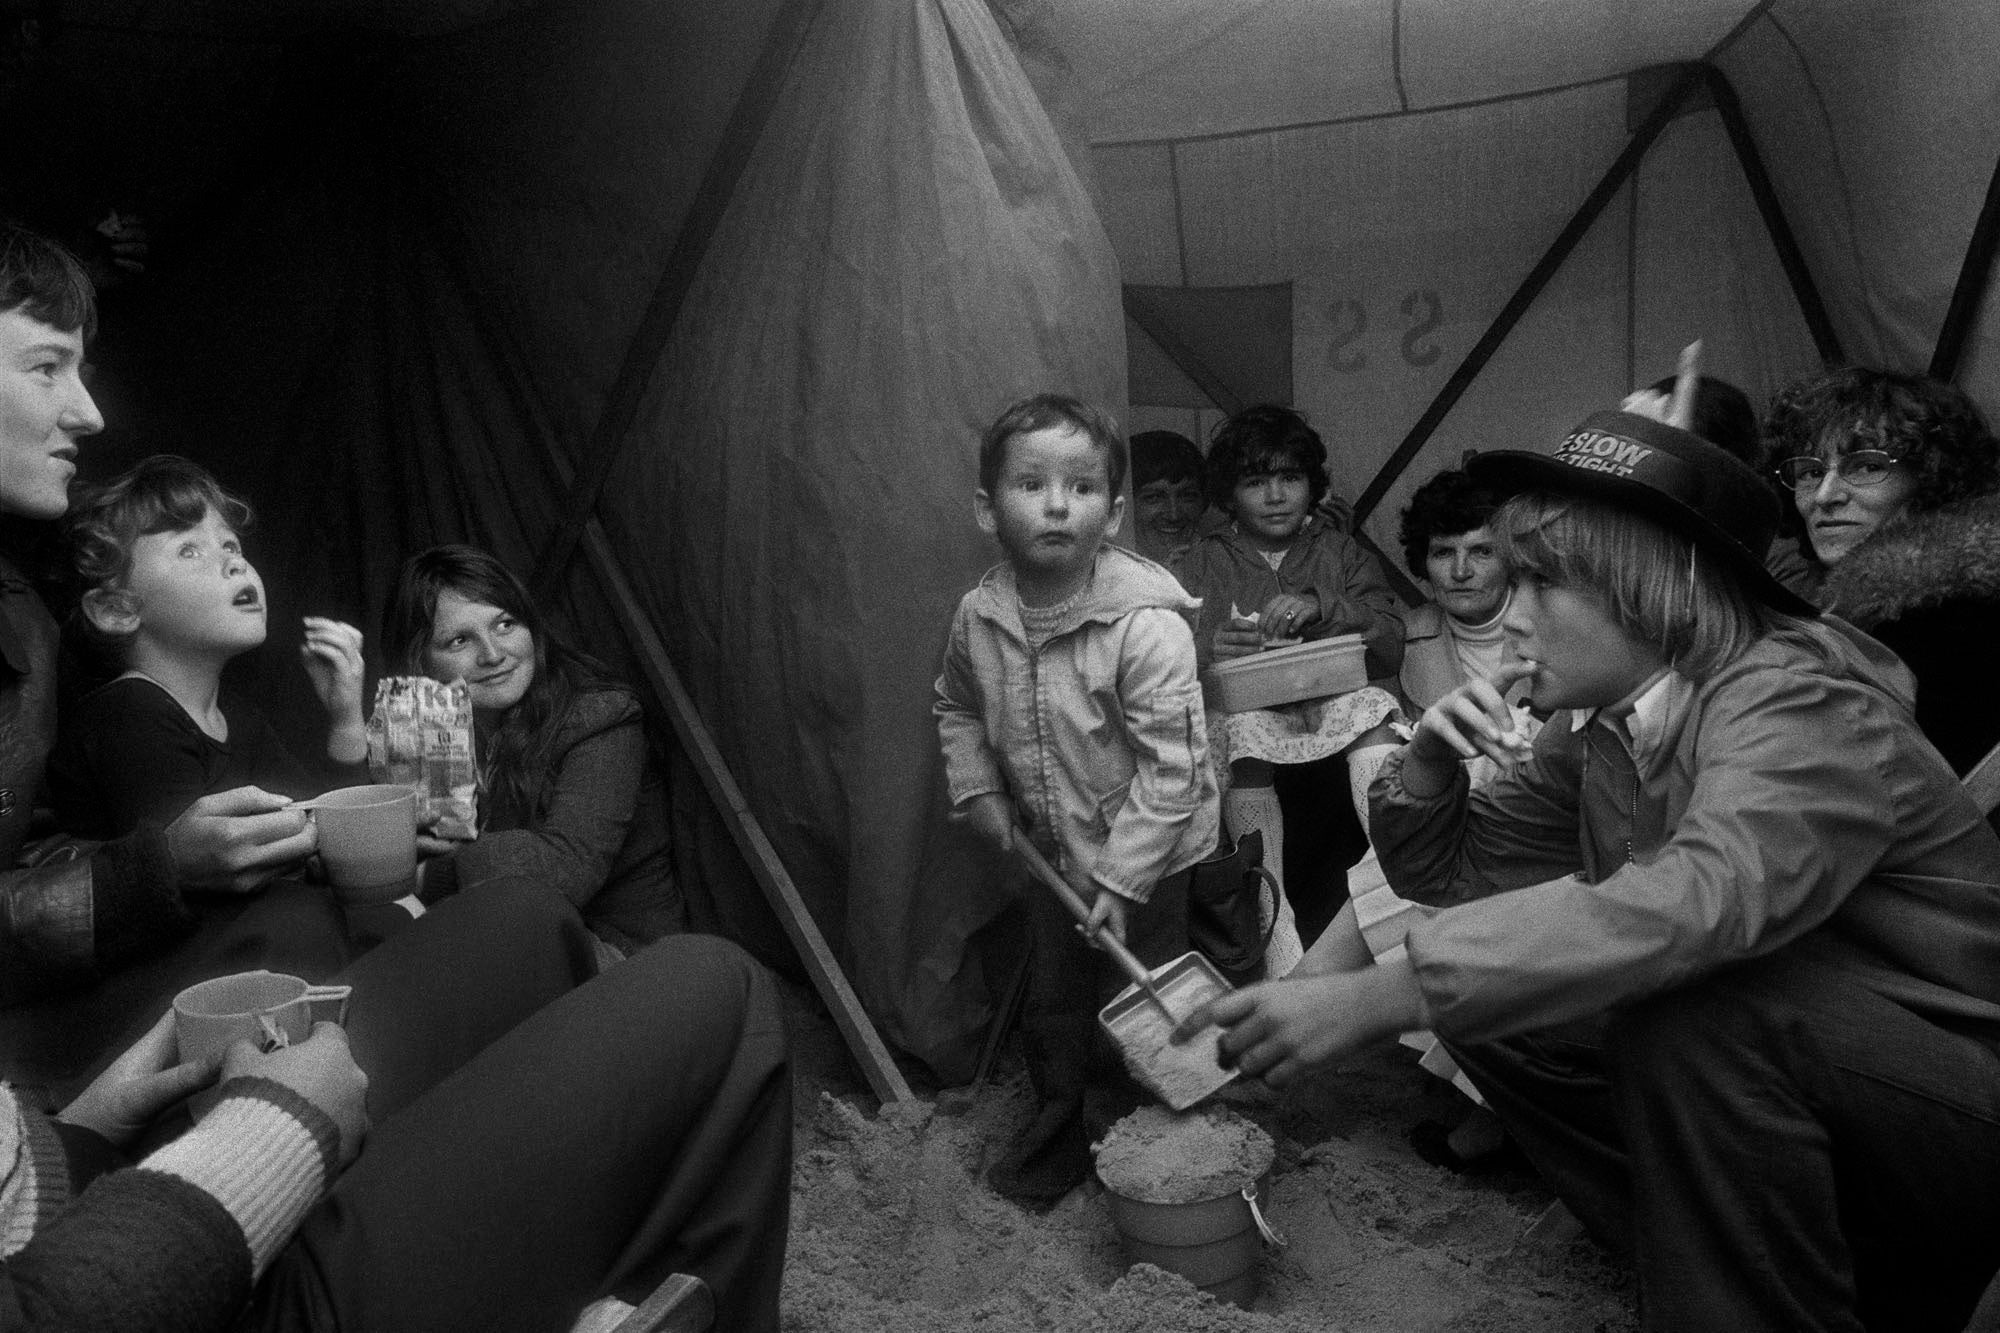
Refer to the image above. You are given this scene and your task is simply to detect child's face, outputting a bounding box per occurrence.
[121,506,267,656]
[975,424,1124,595]
[1501,573,1665,712]
[1229,465,1311,550]
[423,588,537,714]
[1133,476,1205,557]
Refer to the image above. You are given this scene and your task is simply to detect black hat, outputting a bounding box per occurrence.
[1466,410,1818,617]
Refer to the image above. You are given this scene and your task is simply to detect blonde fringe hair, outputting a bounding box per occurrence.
[1491,492,1800,683]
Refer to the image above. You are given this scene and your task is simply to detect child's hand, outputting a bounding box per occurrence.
[1084,886,1129,947]
[963,793,1016,852]
[1213,608,1264,662]
[301,618,366,726]
[1256,592,1320,640]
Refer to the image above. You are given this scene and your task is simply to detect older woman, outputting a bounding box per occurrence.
[1767,367,2000,777]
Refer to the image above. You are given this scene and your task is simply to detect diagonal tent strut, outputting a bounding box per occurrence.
[518,0,913,1105]
[1351,61,1843,531]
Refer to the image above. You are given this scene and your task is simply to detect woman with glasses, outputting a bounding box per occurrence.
[1765,366,2000,779]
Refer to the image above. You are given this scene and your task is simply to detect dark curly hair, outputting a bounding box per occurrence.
[1130,430,1203,491]
[1204,404,1329,512]
[1764,366,2000,514]
[1397,468,1504,578]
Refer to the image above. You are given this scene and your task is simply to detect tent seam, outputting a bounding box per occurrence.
[1762,8,1884,353]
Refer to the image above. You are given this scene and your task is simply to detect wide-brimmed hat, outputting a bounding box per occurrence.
[1466,409,1819,616]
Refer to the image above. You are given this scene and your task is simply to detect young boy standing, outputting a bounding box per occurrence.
[936,393,1219,1205]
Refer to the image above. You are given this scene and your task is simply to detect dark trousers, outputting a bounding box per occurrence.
[1446,950,2000,1332]
[248,879,794,1333]
[1020,861,1190,1101]
[0,880,361,1105]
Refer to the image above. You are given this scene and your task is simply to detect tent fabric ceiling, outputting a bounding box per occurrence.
[1046,0,1761,145]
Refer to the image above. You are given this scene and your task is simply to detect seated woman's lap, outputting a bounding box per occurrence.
[257,929,793,1333]
[337,875,599,1119]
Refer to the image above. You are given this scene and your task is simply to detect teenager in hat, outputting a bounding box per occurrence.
[1182,409,2000,1331]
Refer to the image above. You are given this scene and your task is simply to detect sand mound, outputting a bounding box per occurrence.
[1092,1103,1275,1204]
[781,1032,1638,1333]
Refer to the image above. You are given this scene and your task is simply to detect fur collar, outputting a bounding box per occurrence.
[1821,494,2000,625]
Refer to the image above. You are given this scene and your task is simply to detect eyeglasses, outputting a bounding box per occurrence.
[1773,450,1901,491]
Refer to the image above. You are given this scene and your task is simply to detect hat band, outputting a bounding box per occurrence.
[1554,426,1697,490]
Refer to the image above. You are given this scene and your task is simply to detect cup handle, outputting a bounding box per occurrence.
[304,983,353,1026]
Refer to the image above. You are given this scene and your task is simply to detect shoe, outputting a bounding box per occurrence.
[1408,1119,1524,1175]
[987,1096,1091,1208]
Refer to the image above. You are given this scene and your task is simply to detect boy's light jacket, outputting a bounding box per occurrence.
[1373,616,2000,1043]
[935,546,1220,903]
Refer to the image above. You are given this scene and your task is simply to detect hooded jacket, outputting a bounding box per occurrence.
[1371,616,2000,1043]
[935,545,1219,903]
[1820,495,2000,777]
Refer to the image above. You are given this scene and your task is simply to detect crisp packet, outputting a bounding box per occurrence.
[366,676,478,840]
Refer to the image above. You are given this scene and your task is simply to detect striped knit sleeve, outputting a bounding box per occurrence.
[139,1077,338,1277]
[2,1088,71,1260]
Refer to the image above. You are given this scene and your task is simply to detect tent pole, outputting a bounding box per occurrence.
[529,0,824,605]
[1350,63,1708,529]
[582,517,916,1107]
[1704,67,1843,366]
[1929,151,2000,382]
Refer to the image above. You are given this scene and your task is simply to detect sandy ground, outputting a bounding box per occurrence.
[778,980,1638,1333]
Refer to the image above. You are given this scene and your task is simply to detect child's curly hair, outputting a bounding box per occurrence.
[1203,405,1330,512]
[1763,366,2000,514]
[64,455,252,654]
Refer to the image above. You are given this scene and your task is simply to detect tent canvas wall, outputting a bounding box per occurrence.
[2,0,1995,1082]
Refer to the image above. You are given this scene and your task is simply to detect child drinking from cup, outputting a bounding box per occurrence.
[1171,404,1404,976]
[49,454,368,837]
[935,393,1219,1206]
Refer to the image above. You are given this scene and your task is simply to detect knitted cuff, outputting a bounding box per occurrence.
[2,1100,71,1259]
[140,1077,337,1277]
[90,828,192,966]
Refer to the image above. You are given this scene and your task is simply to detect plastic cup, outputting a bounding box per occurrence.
[309,783,419,904]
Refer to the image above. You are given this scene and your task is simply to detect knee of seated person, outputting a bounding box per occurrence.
[626,933,784,1016]
[1603,972,1790,1084]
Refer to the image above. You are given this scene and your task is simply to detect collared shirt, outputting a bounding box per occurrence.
[1571,669,1689,774]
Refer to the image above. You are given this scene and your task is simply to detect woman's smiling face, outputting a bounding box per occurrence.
[424,588,537,713]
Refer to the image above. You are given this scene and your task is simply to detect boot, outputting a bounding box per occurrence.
[988,1017,1093,1208]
